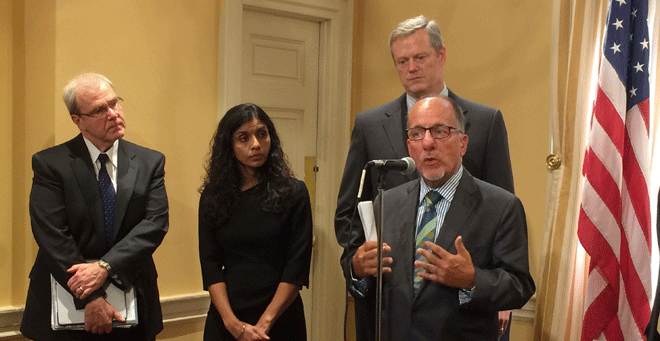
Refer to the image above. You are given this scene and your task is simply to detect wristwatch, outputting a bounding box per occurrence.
[98,259,114,276]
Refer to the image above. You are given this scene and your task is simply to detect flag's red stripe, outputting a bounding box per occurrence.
[593,86,626,155]
[582,147,622,222]
[603,314,625,341]
[638,99,650,131]
[622,123,652,248]
[581,280,618,341]
[578,207,620,293]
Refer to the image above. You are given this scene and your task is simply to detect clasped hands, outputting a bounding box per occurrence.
[66,262,124,333]
[230,320,271,341]
[352,236,475,289]
[67,262,107,300]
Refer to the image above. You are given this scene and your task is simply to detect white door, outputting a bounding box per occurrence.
[241,9,319,338]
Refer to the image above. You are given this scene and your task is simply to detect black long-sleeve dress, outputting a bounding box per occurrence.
[199,179,313,340]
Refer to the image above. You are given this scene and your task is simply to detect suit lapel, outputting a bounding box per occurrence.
[67,135,106,242]
[435,171,479,252]
[399,182,419,298]
[381,94,408,158]
[115,140,138,241]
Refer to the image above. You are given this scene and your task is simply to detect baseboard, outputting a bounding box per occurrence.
[0,292,210,339]
[160,292,210,324]
[512,295,537,323]
[2,292,534,339]
[0,307,22,339]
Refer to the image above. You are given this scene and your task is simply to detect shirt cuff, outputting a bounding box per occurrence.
[349,265,370,298]
[458,286,475,305]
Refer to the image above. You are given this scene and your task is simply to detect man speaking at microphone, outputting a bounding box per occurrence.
[335,15,516,340]
[351,96,534,340]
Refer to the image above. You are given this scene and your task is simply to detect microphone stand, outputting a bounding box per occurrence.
[375,170,385,341]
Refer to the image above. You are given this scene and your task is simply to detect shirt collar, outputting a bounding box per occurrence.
[406,84,449,113]
[82,137,119,168]
[418,165,463,207]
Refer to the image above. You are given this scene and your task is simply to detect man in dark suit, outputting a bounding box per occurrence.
[335,15,515,340]
[351,96,534,340]
[21,73,169,341]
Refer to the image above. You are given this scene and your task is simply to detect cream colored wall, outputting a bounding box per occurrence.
[352,1,552,340]
[0,0,12,309]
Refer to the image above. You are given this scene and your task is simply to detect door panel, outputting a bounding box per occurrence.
[242,9,320,338]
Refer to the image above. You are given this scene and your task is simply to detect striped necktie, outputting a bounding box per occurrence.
[97,154,116,248]
[414,190,442,293]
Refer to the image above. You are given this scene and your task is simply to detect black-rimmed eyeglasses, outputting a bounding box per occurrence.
[406,124,463,141]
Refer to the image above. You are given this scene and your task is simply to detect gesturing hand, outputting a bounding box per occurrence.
[414,236,475,289]
[352,241,392,277]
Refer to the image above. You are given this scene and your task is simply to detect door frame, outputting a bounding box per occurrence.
[218,1,353,340]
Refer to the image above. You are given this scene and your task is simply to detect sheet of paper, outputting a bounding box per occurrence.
[357,201,376,241]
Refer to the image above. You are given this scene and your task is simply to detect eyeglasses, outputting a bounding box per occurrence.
[406,124,463,141]
[77,97,123,118]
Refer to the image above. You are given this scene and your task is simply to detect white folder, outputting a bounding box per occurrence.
[50,274,138,330]
[358,201,377,241]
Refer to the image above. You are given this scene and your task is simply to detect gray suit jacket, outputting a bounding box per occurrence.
[336,90,515,283]
[377,172,534,340]
[21,134,169,341]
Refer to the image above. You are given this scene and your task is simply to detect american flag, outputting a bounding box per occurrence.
[577,0,651,340]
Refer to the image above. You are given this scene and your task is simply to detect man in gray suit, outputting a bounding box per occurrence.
[21,73,168,340]
[352,96,534,340]
[335,15,515,340]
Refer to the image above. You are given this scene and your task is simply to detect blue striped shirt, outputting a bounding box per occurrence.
[415,165,463,240]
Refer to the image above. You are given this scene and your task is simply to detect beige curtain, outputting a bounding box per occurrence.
[533,0,607,339]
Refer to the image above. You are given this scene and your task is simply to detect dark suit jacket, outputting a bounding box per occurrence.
[646,189,660,341]
[21,134,169,341]
[335,90,515,285]
[376,172,534,341]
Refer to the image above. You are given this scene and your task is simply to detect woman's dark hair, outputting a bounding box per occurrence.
[199,103,295,223]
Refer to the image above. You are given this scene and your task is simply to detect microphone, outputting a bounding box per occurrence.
[367,157,416,175]
[357,157,416,199]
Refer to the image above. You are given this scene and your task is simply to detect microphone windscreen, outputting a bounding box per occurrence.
[402,157,416,175]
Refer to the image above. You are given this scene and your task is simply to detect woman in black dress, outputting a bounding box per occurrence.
[198,103,313,340]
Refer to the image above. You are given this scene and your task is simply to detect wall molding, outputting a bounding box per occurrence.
[160,292,210,325]
[0,307,22,339]
[0,292,210,339]
[512,294,537,323]
[2,292,534,339]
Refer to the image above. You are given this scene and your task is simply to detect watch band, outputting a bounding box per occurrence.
[98,259,113,275]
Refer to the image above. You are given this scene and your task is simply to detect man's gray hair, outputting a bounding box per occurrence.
[389,15,443,54]
[63,73,114,116]
[443,96,466,132]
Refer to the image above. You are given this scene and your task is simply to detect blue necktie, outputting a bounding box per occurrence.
[414,191,442,293]
[97,154,115,248]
